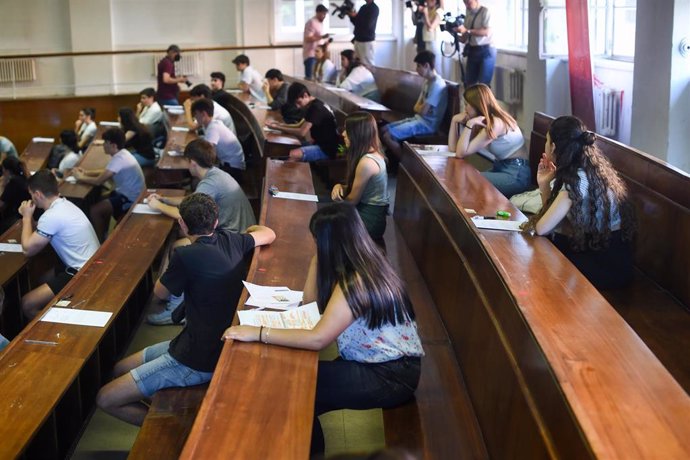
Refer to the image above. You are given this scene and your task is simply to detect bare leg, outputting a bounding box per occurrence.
[288,148,304,162]
[22,283,56,319]
[97,350,149,426]
[90,199,114,243]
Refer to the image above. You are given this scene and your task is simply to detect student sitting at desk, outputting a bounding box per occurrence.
[18,171,100,318]
[331,112,389,240]
[523,115,635,289]
[232,54,265,102]
[48,130,82,175]
[73,128,145,242]
[184,84,236,134]
[0,156,30,233]
[119,107,156,167]
[262,68,289,111]
[224,203,423,456]
[448,83,531,198]
[314,44,337,84]
[136,87,164,126]
[266,83,342,162]
[0,135,18,162]
[97,193,275,426]
[75,107,97,151]
[337,49,379,101]
[146,139,256,325]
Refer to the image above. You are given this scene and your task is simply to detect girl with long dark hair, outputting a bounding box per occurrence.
[223,203,423,455]
[331,112,389,239]
[523,115,635,289]
[0,156,31,232]
[118,107,155,167]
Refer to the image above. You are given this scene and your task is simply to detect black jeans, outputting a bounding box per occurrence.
[311,356,422,455]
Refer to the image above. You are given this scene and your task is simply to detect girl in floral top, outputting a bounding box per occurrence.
[224,203,424,455]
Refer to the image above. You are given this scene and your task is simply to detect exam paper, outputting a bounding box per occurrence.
[166,150,183,157]
[100,121,120,127]
[238,302,321,329]
[132,204,162,215]
[0,243,23,253]
[41,307,113,327]
[242,281,303,310]
[32,137,54,143]
[257,104,272,110]
[227,89,243,94]
[471,218,525,232]
[263,126,281,134]
[273,191,319,202]
[171,126,189,132]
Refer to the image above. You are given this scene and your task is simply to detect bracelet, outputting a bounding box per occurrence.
[259,325,264,343]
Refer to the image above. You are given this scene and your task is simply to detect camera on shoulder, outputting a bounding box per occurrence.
[330,0,355,19]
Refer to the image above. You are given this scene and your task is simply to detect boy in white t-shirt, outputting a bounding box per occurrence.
[73,128,145,241]
[232,54,265,102]
[75,107,97,150]
[19,170,100,318]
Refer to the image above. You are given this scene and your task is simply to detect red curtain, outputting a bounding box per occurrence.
[565,0,595,129]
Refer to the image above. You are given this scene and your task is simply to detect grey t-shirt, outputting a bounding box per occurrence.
[196,167,256,233]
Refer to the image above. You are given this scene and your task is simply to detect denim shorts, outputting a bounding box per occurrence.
[108,190,133,220]
[130,340,213,397]
[386,116,435,142]
[301,144,331,162]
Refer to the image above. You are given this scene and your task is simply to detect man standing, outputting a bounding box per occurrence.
[191,99,245,180]
[347,0,379,67]
[157,44,189,106]
[381,50,447,162]
[19,170,100,318]
[457,0,495,87]
[303,5,330,79]
[231,55,264,101]
[96,193,275,426]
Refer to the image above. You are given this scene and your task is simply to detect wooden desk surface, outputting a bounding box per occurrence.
[20,140,54,173]
[397,145,690,459]
[285,76,390,115]
[0,221,27,287]
[230,91,301,149]
[0,189,184,458]
[181,160,317,460]
[59,142,111,200]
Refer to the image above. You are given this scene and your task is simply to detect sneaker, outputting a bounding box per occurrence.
[147,294,183,325]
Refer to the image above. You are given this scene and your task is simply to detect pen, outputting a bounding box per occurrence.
[69,299,87,309]
[25,339,58,346]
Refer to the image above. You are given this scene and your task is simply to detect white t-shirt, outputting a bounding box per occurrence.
[58,151,82,171]
[203,120,245,170]
[139,102,164,125]
[212,100,236,134]
[241,66,265,101]
[78,121,97,146]
[106,149,146,203]
[338,66,378,97]
[36,197,100,270]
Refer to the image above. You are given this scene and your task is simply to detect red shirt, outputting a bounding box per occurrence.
[157,57,178,100]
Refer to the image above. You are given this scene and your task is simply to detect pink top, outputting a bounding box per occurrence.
[303,17,324,60]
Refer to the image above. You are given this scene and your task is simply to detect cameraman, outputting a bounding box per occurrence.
[456,0,495,87]
[347,0,379,67]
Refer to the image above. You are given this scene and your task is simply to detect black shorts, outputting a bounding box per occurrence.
[108,191,133,220]
[46,266,78,295]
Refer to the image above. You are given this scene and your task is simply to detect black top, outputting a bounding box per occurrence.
[1,175,30,218]
[269,82,289,110]
[161,230,255,372]
[305,99,341,158]
[212,89,234,114]
[351,2,379,42]
[125,127,155,160]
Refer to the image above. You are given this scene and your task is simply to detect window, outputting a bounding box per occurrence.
[540,0,636,60]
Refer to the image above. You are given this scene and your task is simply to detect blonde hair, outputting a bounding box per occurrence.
[463,83,517,139]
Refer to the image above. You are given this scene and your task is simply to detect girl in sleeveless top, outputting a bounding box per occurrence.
[523,115,635,289]
[224,203,424,456]
[448,83,531,197]
[331,112,389,240]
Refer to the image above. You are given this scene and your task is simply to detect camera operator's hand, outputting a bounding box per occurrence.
[457,24,468,35]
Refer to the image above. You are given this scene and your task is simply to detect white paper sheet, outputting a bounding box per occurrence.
[0,243,23,253]
[238,302,321,329]
[256,104,272,110]
[227,89,243,94]
[471,218,524,232]
[272,191,318,202]
[100,121,120,127]
[171,126,189,132]
[41,307,113,327]
[166,150,183,157]
[163,105,184,110]
[242,281,303,310]
[64,176,78,184]
[327,87,348,92]
[263,126,282,134]
[32,137,54,143]
[132,204,162,215]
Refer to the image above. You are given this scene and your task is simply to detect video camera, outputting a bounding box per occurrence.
[330,0,354,19]
[440,12,465,35]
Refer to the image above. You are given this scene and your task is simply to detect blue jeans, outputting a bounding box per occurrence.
[158,98,179,107]
[482,158,531,198]
[385,116,435,142]
[130,340,213,397]
[300,144,331,162]
[464,45,497,87]
[304,57,317,79]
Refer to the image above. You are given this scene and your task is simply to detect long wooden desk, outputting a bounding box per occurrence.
[180,159,318,459]
[394,144,690,459]
[0,222,30,339]
[59,140,111,208]
[0,188,184,459]
[20,139,54,173]
[155,111,197,186]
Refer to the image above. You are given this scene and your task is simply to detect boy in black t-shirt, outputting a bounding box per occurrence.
[265,82,342,162]
[96,193,275,426]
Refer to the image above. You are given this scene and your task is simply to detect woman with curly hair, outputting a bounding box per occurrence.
[525,115,635,289]
[331,112,389,240]
[448,83,531,197]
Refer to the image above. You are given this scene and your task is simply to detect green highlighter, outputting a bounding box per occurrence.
[496,210,511,219]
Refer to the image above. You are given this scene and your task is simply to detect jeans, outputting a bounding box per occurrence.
[158,98,180,107]
[464,45,497,87]
[385,116,435,142]
[304,57,317,79]
[482,158,532,198]
[311,356,421,455]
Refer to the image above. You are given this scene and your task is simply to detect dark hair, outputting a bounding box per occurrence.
[265,68,284,81]
[316,4,328,13]
[184,139,217,168]
[191,98,214,117]
[1,156,29,178]
[179,193,218,236]
[139,87,156,98]
[59,129,79,153]
[340,49,361,76]
[344,112,383,195]
[309,203,415,329]
[81,107,96,120]
[118,107,145,133]
[102,127,126,150]
[287,82,310,105]
[167,44,181,53]
[27,169,59,197]
[232,54,250,65]
[414,50,436,69]
[537,116,634,250]
[190,84,212,99]
[210,71,226,85]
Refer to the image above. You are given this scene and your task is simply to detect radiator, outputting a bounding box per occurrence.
[0,58,36,83]
[152,53,201,77]
[594,87,621,136]
[493,66,523,104]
